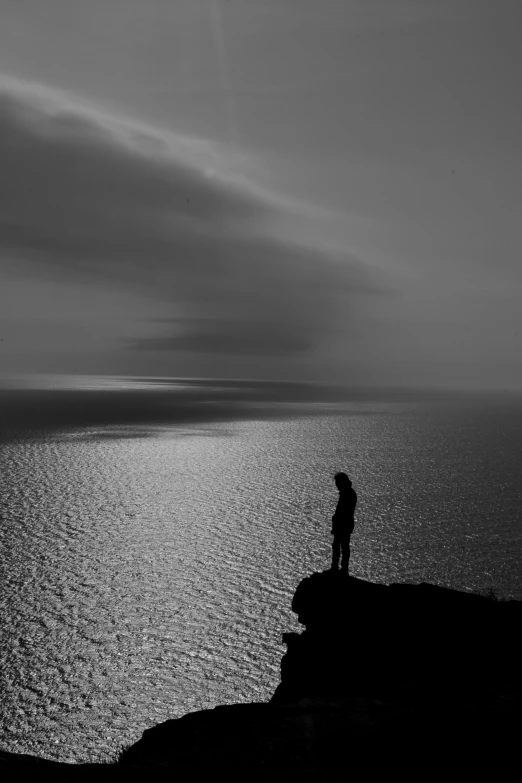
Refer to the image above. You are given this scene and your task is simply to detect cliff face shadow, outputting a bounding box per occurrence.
[274,570,521,705]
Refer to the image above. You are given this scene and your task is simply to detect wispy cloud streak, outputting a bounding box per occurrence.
[0,77,381,372]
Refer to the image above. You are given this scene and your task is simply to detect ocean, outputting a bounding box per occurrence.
[0,378,521,762]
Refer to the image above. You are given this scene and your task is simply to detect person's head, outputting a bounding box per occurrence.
[334,472,351,490]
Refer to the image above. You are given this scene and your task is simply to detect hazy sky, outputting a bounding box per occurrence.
[1,0,521,389]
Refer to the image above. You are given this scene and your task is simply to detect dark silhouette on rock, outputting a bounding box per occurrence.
[330,472,356,573]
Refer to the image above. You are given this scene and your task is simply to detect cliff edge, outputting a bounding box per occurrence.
[274,571,521,704]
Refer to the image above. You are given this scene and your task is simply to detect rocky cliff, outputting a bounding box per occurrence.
[275,570,520,704]
[2,572,521,779]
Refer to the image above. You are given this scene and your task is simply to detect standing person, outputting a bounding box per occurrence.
[331,472,357,574]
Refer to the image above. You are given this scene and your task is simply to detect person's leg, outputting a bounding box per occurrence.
[331,535,341,570]
[340,536,351,573]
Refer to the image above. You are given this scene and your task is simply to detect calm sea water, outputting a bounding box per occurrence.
[1,380,521,762]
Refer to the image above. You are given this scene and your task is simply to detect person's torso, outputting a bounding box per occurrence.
[333,488,357,533]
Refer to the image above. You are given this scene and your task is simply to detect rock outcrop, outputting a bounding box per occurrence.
[273,571,521,705]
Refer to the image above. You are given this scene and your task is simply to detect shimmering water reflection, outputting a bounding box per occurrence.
[1,396,521,761]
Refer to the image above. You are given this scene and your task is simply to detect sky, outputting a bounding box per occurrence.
[1,0,521,390]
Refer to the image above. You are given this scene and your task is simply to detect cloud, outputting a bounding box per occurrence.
[0,76,380,368]
[131,317,311,356]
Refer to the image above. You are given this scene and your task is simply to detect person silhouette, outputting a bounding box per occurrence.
[331,472,357,574]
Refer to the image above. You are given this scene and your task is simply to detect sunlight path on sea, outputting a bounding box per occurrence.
[1,399,521,761]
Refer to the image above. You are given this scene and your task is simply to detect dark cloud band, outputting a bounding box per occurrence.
[0,78,379,364]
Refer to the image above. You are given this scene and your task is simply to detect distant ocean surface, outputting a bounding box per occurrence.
[1,378,521,762]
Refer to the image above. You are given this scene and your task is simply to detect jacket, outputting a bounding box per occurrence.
[332,486,357,536]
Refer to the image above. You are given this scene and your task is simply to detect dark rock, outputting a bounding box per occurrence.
[117,694,520,777]
[274,571,522,707]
